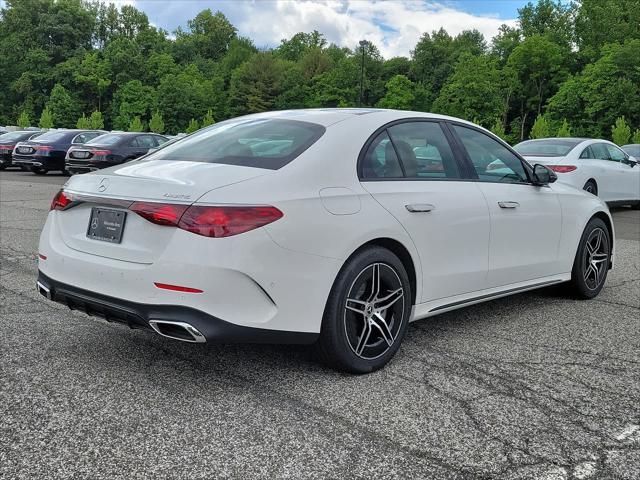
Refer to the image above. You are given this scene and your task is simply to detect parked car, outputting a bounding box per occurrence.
[145,134,186,154]
[514,138,640,207]
[621,144,640,160]
[0,130,43,169]
[65,132,169,174]
[12,129,106,174]
[37,109,614,373]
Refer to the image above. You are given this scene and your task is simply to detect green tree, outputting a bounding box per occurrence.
[46,84,81,128]
[174,9,237,62]
[76,113,90,129]
[491,119,507,140]
[633,129,640,144]
[201,109,215,127]
[186,118,199,134]
[611,116,631,145]
[547,41,640,138]
[149,111,165,134]
[89,111,104,130]
[377,75,416,110]
[129,116,144,132]
[530,114,551,139]
[111,80,155,130]
[38,108,54,129]
[17,111,31,128]
[556,119,572,137]
[432,54,504,126]
[74,52,112,111]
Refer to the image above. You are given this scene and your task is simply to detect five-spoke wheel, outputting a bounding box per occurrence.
[317,246,411,373]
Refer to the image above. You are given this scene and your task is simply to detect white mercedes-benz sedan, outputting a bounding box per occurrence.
[38,109,615,373]
[514,138,640,208]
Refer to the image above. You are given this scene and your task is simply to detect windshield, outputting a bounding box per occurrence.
[86,134,125,146]
[145,118,326,169]
[0,131,34,142]
[514,139,583,156]
[34,131,67,142]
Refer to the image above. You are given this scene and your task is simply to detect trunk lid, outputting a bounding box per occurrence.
[57,160,271,263]
[521,155,568,166]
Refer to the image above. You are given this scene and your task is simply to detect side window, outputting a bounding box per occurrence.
[452,125,528,183]
[590,143,610,160]
[579,146,594,159]
[605,144,626,162]
[134,135,157,148]
[155,136,168,146]
[387,122,460,179]
[361,131,404,179]
[73,133,87,144]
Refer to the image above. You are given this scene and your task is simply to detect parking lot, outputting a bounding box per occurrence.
[1,170,639,479]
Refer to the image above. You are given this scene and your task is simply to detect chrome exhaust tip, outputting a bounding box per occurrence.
[36,281,51,299]
[148,320,206,343]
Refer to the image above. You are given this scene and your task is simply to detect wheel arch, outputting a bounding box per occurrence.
[348,237,418,304]
[584,178,598,193]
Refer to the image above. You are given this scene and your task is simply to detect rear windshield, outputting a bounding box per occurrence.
[0,131,34,142]
[34,131,67,142]
[86,134,125,146]
[514,139,582,156]
[145,118,326,169]
[622,145,640,157]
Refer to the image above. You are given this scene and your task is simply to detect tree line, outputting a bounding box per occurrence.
[1,0,639,144]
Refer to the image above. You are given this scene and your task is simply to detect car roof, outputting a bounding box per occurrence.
[240,108,481,128]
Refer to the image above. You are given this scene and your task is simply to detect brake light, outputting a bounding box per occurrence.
[129,202,189,226]
[154,282,203,293]
[36,145,53,152]
[0,145,13,151]
[50,190,73,211]
[178,205,283,238]
[91,150,111,156]
[548,165,577,173]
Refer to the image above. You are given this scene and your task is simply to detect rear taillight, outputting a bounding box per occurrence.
[50,190,73,211]
[91,149,111,156]
[548,165,577,173]
[0,145,13,151]
[178,206,284,238]
[36,145,53,152]
[129,202,189,227]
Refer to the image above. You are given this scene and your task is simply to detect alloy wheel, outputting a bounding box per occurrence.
[583,227,608,290]
[343,263,405,360]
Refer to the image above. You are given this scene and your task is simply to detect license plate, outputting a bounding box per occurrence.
[87,208,126,243]
[72,151,90,159]
[18,147,32,154]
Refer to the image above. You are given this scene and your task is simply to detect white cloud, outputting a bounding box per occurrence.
[112,1,518,58]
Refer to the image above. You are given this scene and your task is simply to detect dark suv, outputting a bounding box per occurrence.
[0,130,43,169]
[12,129,106,174]
[65,132,169,174]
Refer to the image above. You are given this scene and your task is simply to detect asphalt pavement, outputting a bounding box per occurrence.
[1,169,639,479]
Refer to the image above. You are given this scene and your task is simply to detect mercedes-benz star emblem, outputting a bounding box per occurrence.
[98,178,109,192]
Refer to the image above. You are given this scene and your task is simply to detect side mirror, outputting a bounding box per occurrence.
[532,164,557,185]
[623,157,637,167]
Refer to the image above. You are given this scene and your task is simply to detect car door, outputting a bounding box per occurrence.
[448,123,562,288]
[360,120,490,302]
[129,135,156,158]
[584,143,624,201]
[604,144,640,201]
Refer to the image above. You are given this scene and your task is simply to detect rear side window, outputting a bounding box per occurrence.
[132,135,157,148]
[74,132,102,144]
[453,125,528,184]
[361,131,404,178]
[146,119,325,169]
[579,146,594,159]
[387,122,460,179]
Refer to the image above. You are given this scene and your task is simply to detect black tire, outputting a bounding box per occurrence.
[566,217,611,299]
[583,180,597,196]
[631,201,640,210]
[31,166,48,175]
[316,246,412,374]
[0,165,6,170]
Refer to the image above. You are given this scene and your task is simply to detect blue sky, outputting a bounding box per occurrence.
[1,0,528,57]
[133,0,525,57]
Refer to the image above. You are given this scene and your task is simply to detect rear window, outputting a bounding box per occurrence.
[34,131,67,142]
[622,145,640,157]
[0,131,34,142]
[514,139,582,156]
[145,118,326,169]
[86,134,124,146]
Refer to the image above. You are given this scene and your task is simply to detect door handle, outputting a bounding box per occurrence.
[498,201,520,209]
[405,203,435,213]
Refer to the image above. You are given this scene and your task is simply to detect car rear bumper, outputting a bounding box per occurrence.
[37,271,318,344]
[13,154,64,170]
[0,153,13,166]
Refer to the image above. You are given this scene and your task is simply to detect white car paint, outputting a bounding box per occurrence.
[514,138,640,204]
[38,109,614,344]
